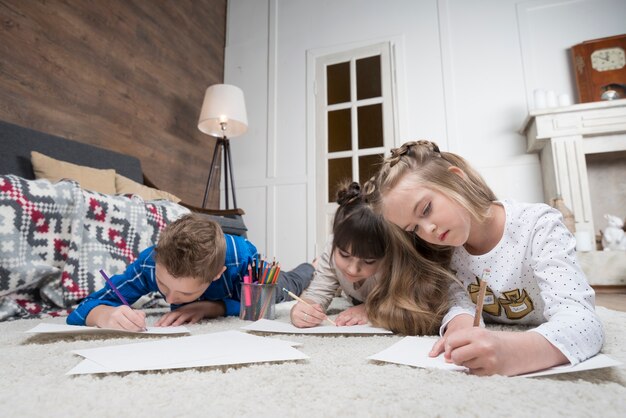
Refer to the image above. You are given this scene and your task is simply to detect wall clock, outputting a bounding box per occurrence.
[571,34,626,103]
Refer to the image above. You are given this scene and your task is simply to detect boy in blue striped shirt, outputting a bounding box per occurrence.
[67,213,313,330]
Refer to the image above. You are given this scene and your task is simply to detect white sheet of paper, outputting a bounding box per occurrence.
[69,358,116,375]
[241,318,393,334]
[517,354,623,377]
[67,330,308,375]
[368,336,623,377]
[368,336,466,371]
[26,323,190,335]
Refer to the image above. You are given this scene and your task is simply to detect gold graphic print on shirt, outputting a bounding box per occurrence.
[498,289,534,320]
[467,277,501,316]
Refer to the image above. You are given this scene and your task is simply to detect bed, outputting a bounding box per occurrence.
[0,120,246,321]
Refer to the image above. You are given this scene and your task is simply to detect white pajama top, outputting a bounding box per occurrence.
[441,200,604,365]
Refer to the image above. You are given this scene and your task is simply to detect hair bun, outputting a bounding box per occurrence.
[336,181,362,206]
[415,139,440,154]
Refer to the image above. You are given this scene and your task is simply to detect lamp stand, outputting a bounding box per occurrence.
[202,136,238,209]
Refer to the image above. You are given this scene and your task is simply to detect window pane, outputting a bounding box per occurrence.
[328,108,352,152]
[357,104,383,149]
[359,154,383,184]
[327,61,350,105]
[328,157,352,202]
[356,55,381,100]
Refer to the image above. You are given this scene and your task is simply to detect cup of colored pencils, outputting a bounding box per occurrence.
[239,256,281,321]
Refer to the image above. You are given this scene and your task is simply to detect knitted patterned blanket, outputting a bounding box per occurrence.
[0,175,189,321]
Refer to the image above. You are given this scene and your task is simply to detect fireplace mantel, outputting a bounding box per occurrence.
[520,99,626,243]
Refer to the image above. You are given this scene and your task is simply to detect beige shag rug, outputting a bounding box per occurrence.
[1,298,625,417]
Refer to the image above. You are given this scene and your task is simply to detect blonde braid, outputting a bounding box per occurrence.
[373,139,496,224]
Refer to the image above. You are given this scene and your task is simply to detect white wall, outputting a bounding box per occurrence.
[224,0,626,268]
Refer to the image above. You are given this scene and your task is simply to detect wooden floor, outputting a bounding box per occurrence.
[595,289,626,312]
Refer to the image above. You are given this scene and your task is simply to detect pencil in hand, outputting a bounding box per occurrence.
[473,269,490,327]
[99,269,146,331]
[100,269,130,306]
[282,288,337,326]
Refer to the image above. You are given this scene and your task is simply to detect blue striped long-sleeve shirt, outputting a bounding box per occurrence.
[67,234,257,325]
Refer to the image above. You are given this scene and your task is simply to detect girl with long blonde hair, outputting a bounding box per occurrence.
[370,139,604,376]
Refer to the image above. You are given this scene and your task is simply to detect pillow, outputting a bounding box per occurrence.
[115,173,181,203]
[30,151,117,194]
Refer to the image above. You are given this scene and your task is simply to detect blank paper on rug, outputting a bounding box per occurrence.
[26,323,190,335]
[368,335,623,377]
[241,318,393,334]
[67,330,308,375]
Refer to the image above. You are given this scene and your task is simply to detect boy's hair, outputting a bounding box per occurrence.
[154,213,226,283]
[331,180,386,260]
[371,140,497,224]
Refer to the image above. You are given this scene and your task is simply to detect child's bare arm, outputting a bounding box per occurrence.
[335,304,368,326]
[155,300,226,326]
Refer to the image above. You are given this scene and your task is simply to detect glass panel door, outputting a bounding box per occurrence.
[315,42,397,246]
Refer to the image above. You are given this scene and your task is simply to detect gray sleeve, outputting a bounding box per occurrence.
[301,240,341,311]
[275,263,314,303]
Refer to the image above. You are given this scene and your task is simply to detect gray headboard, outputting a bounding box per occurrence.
[0,120,144,183]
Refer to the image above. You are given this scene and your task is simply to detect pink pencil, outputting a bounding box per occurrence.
[243,274,252,307]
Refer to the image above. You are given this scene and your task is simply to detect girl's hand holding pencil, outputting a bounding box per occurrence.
[286,288,336,328]
[428,268,492,367]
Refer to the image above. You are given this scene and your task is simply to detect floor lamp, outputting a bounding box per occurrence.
[197,84,248,209]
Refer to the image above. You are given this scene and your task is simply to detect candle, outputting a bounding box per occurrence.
[558,93,572,107]
[533,89,546,109]
[575,231,593,252]
[546,90,557,107]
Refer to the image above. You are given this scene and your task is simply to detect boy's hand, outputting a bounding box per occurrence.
[335,304,368,326]
[429,313,474,359]
[290,299,326,328]
[155,301,225,326]
[87,305,146,331]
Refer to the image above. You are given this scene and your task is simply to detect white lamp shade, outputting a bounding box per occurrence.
[198,84,248,138]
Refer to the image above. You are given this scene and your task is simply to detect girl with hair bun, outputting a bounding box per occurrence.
[290,180,385,328]
[291,180,454,335]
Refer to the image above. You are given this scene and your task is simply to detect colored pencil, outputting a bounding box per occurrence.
[473,269,490,327]
[243,274,252,307]
[99,269,130,306]
[241,257,283,319]
[100,269,147,331]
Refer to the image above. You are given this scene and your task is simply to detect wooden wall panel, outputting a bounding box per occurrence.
[0,0,226,207]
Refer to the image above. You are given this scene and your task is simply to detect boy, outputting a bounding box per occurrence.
[67,213,313,330]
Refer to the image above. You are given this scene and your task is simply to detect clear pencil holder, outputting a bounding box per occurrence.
[239,283,276,321]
